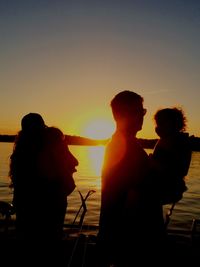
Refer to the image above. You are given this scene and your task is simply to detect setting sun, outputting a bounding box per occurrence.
[80,118,114,184]
[82,118,115,139]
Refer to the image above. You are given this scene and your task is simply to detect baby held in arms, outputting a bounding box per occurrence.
[150,107,192,205]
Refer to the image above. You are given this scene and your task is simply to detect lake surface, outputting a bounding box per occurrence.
[0,142,200,232]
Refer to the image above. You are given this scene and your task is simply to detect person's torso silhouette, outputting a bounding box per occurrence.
[9,113,78,240]
[97,91,165,266]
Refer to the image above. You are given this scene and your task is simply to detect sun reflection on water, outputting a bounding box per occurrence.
[87,147,104,174]
[69,145,105,190]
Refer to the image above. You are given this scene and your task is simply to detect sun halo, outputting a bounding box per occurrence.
[82,118,114,140]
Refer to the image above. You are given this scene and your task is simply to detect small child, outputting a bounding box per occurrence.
[150,107,192,205]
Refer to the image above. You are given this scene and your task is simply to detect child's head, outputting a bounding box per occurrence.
[154,107,187,138]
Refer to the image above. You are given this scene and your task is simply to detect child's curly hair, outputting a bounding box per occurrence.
[154,107,187,132]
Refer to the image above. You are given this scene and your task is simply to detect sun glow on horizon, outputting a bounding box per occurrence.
[79,117,114,187]
[82,118,115,139]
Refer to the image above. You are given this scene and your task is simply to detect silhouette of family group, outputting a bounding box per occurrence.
[8,90,192,265]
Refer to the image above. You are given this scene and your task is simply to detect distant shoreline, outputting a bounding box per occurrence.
[1,134,200,151]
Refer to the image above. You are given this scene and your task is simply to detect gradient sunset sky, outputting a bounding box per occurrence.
[1,0,200,139]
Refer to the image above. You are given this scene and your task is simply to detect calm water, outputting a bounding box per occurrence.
[0,142,200,232]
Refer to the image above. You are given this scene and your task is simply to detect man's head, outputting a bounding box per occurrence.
[110,90,146,134]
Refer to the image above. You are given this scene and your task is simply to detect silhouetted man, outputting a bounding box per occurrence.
[97,91,165,266]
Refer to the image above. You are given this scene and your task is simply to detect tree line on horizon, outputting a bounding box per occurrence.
[0,134,200,151]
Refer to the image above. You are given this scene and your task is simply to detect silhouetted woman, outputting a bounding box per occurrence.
[9,113,78,240]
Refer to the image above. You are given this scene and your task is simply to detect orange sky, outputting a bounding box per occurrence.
[0,1,200,139]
